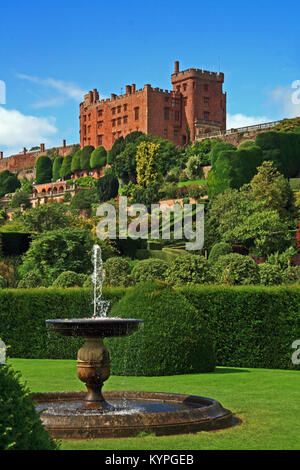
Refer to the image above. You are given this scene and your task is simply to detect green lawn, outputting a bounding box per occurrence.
[177,179,206,188]
[8,358,300,451]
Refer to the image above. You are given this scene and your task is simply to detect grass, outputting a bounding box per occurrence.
[8,358,300,451]
[177,179,206,188]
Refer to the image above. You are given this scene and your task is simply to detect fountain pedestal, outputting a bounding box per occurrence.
[77,337,111,409]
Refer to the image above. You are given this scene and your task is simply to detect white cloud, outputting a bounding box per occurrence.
[0,106,57,157]
[268,83,300,118]
[227,113,271,130]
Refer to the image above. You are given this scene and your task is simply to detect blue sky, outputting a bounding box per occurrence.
[0,0,300,156]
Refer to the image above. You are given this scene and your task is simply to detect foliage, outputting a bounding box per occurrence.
[108,137,126,165]
[0,170,21,197]
[10,191,31,209]
[0,287,125,359]
[106,281,216,375]
[90,146,107,169]
[136,141,162,188]
[71,150,82,172]
[21,202,72,233]
[184,138,221,166]
[211,253,260,285]
[238,139,256,148]
[52,271,85,288]
[19,227,93,285]
[132,258,168,282]
[181,284,300,370]
[18,271,46,288]
[0,261,17,287]
[80,146,95,170]
[104,257,133,287]
[185,156,204,180]
[59,154,72,179]
[35,156,52,184]
[258,263,283,286]
[97,168,119,202]
[250,161,296,218]
[209,142,237,167]
[52,156,63,181]
[0,275,5,288]
[70,189,99,214]
[208,242,232,263]
[0,365,58,450]
[165,255,210,285]
[114,142,137,184]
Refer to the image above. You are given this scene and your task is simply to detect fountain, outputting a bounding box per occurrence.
[34,245,234,439]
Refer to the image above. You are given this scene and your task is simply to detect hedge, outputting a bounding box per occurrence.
[180,285,300,370]
[0,287,125,359]
[0,285,299,371]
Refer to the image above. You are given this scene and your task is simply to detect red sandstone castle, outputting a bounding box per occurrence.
[80,61,226,150]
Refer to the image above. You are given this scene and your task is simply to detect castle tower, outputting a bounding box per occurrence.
[171,61,226,141]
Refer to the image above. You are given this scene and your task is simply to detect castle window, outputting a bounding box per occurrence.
[97,135,103,145]
[97,121,103,129]
[176,85,180,91]
[204,84,209,92]
[117,117,122,125]
[112,107,116,115]
[88,114,91,121]
[134,107,139,120]
[117,106,121,113]
[124,104,127,111]
[183,84,187,92]
[173,128,178,137]
[203,97,209,105]
[97,110,103,118]
[164,107,169,120]
[123,116,128,124]
[112,119,116,127]
[83,115,87,122]
[175,111,180,121]
[203,111,210,121]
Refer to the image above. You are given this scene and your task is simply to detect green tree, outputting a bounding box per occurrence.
[21,202,72,233]
[80,146,94,171]
[185,155,204,180]
[136,141,161,188]
[52,156,63,181]
[35,156,52,184]
[71,150,82,172]
[90,146,107,169]
[97,168,119,202]
[59,154,72,179]
[10,191,31,209]
[0,170,21,197]
[19,227,93,284]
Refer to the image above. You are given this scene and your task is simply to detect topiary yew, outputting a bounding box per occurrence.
[106,281,216,376]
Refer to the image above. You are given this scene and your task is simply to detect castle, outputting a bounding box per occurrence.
[80,61,226,149]
[0,61,227,176]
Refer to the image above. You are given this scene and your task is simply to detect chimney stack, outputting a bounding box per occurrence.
[174,61,179,73]
[40,143,45,152]
[0,151,3,160]
[131,84,136,93]
[62,139,66,148]
[23,147,27,155]
[126,85,131,94]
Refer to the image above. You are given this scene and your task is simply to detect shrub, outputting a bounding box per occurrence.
[106,281,216,375]
[0,365,58,450]
[80,146,94,170]
[52,271,83,288]
[132,259,169,282]
[59,154,72,179]
[211,253,260,285]
[0,275,5,288]
[238,139,256,149]
[180,284,300,370]
[282,265,300,284]
[0,261,16,287]
[52,156,63,181]
[18,271,46,288]
[83,276,93,288]
[104,257,133,287]
[0,288,125,359]
[258,263,283,286]
[208,242,232,264]
[35,156,52,184]
[90,146,107,169]
[71,150,82,172]
[165,255,210,285]
[185,156,203,180]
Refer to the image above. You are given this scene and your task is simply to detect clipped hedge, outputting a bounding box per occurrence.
[106,281,216,376]
[0,288,125,359]
[180,285,300,370]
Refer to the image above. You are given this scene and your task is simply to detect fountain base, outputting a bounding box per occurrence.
[34,390,235,439]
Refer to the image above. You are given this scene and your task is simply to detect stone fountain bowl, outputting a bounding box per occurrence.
[46,318,143,338]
